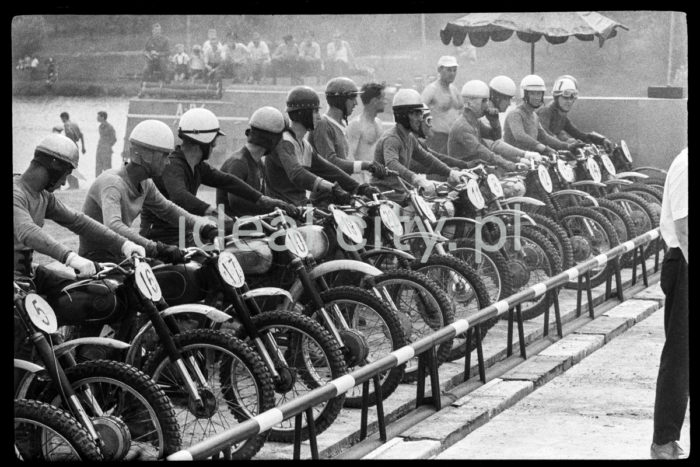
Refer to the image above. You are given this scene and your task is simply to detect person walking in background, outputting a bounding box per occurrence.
[325,32,354,78]
[95,111,117,178]
[347,81,387,184]
[247,32,271,84]
[650,147,688,460]
[421,56,463,154]
[60,111,86,189]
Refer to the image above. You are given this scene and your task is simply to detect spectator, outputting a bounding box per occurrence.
[202,28,219,56]
[29,56,39,79]
[46,57,57,88]
[223,33,250,83]
[420,55,463,154]
[247,32,271,84]
[299,30,323,84]
[347,81,388,184]
[189,44,205,82]
[60,112,86,189]
[52,125,63,133]
[95,111,117,177]
[271,34,301,85]
[171,43,190,82]
[142,22,170,84]
[326,32,354,78]
[202,35,224,83]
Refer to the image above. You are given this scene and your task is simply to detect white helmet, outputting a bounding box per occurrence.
[249,106,286,133]
[461,80,490,99]
[129,119,175,153]
[35,133,80,169]
[552,75,579,98]
[392,88,423,111]
[519,74,546,98]
[489,75,517,97]
[178,108,225,144]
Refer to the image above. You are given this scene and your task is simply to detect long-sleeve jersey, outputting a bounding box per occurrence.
[13,175,125,274]
[447,109,524,170]
[140,148,263,238]
[80,165,201,255]
[217,147,269,218]
[264,129,359,205]
[536,101,607,145]
[503,103,570,152]
[371,124,451,193]
[309,115,364,175]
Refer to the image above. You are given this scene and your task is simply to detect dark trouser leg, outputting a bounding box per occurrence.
[653,248,689,444]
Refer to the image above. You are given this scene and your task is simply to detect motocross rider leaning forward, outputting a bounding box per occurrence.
[536,75,614,152]
[371,87,467,202]
[264,85,380,207]
[139,107,297,247]
[309,76,387,178]
[79,119,219,263]
[503,74,586,156]
[447,79,541,173]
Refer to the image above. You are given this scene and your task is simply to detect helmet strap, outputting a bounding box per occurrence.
[289,109,315,131]
[33,153,72,189]
[246,127,283,152]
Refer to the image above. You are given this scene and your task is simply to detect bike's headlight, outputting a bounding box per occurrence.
[434,200,455,217]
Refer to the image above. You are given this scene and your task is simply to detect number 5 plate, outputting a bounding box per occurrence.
[135,261,162,301]
[218,251,246,288]
[25,293,57,334]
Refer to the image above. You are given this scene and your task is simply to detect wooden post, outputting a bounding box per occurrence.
[530,42,535,74]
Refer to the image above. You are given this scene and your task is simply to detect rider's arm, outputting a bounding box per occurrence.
[143,180,203,230]
[480,115,502,141]
[411,135,452,177]
[274,138,329,194]
[419,139,473,169]
[381,134,421,184]
[562,116,600,144]
[503,111,544,152]
[100,186,157,250]
[536,122,569,150]
[487,138,528,163]
[310,120,359,174]
[310,151,360,193]
[448,124,516,170]
[199,162,263,204]
[158,158,211,215]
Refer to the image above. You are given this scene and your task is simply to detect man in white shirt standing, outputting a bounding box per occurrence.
[326,32,354,78]
[650,147,688,460]
[421,55,463,154]
[247,31,271,84]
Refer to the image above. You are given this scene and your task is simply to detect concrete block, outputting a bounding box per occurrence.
[603,299,660,324]
[363,438,442,459]
[538,333,605,364]
[632,283,665,302]
[402,405,489,444]
[452,379,535,416]
[501,355,572,387]
[574,317,632,343]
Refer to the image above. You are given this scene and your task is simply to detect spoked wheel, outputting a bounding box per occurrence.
[374,269,455,383]
[525,211,576,271]
[605,192,659,258]
[39,360,182,460]
[305,286,408,408]
[232,310,347,443]
[449,237,514,304]
[144,329,274,460]
[559,206,620,288]
[15,398,103,461]
[584,198,638,268]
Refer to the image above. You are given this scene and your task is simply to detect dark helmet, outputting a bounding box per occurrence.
[325,76,360,98]
[286,86,321,112]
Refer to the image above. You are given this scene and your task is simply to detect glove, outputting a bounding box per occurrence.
[65,252,97,278]
[331,182,352,205]
[567,140,586,151]
[543,146,558,157]
[121,240,146,258]
[447,170,466,184]
[355,183,380,198]
[514,162,529,171]
[415,178,436,196]
[524,151,542,162]
[363,161,388,178]
[256,195,300,217]
[199,224,220,243]
[154,241,186,264]
[602,138,614,153]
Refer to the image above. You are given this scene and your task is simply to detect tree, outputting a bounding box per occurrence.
[12,15,47,60]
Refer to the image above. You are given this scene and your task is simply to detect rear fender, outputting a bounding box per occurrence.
[14,358,43,373]
[434,217,481,236]
[615,171,649,180]
[14,359,46,400]
[398,232,449,245]
[501,196,546,207]
[549,189,599,207]
[360,246,416,262]
[53,337,131,358]
[241,287,293,308]
[633,167,667,177]
[288,259,383,302]
[603,179,634,188]
[571,180,607,189]
[485,209,536,226]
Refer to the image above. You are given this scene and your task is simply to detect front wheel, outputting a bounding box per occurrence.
[232,310,347,443]
[143,329,275,460]
[15,398,103,461]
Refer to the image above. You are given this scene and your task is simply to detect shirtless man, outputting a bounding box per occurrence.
[347,81,387,184]
[421,55,463,154]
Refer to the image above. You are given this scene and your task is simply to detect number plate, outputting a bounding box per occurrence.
[218,251,245,288]
[600,154,617,175]
[537,165,553,193]
[24,293,57,334]
[285,228,309,258]
[135,261,162,301]
[486,174,504,198]
[415,195,437,223]
[379,203,404,236]
[466,178,485,209]
[557,159,575,183]
[332,208,364,245]
[620,139,633,163]
[586,158,602,182]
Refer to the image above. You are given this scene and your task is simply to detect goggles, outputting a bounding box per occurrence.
[422,113,433,126]
[560,90,578,99]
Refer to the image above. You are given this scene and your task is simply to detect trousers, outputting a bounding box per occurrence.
[652,247,689,444]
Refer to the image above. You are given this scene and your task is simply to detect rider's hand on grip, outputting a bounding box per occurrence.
[121,240,145,258]
[567,140,586,151]
[416,178,436,196]
[199,224,219,244]
[65,252,97,278]
[331,183,352,205]
[155,241,186,264]
[364,161,388,178]
[356,183,381,198]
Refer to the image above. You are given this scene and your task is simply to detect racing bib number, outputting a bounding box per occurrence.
[218,251,246,288]
[415,195,437,223]
[600,154,617,175]
[135,261,162,301]
[486,174,504,198]
[332,208,364,245]
[557,160,575,183]
[586,158,602,182]
[24,293,57,334]
[620,140,633,163]
[379,203,403,236]
[466,179,485,209]
[537,165,553,193]
[285,229,309,258]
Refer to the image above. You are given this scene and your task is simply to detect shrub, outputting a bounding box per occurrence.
[12,15,47,60]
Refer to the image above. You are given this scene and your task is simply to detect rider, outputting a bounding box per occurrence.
[503,74,585,155]
[447,80,540,173]
[309,76,387,178]
[485,75,519,138]
[139,108,296,246]
[536,75,614,152]
[372,87,466,201]
[79,119,218,263]
[264,85,379,207]
[217,106,298,218]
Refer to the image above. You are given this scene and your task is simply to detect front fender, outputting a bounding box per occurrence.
[288,259,383,302]
[398,232,449,244]
[549,189,599,207]
[633,166,667,176]
[501,196,546,207]
[361,246,416,262]
[14,358,44,373]
[14,359,45,399]
[603,178,634,187]
[571,180,607,189]
[241,287,293,307]
[53,337,131,358]
[615,171,649,180]
[485,209,536,226]
[434,217,482,236]
[160,304,231,323]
